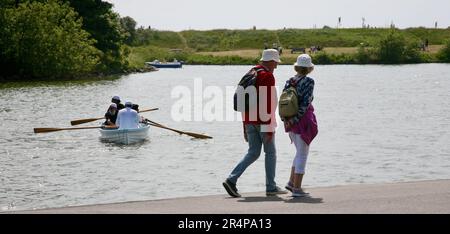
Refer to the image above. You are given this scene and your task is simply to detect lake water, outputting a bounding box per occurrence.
[1,64,450,211]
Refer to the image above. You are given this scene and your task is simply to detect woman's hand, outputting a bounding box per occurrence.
[284,118,293,129]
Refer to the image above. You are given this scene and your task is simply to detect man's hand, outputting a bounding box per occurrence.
[264,132,274,143]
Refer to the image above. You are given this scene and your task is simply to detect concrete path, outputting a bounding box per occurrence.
[8,180,450,214]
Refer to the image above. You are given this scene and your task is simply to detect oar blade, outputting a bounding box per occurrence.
[184,132,213,139]
[144,119,212,139]
[34,128,61,133]
[34,126,101,133]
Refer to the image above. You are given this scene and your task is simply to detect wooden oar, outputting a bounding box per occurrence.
[34,126,102,133]
[70,108,159,126]
[144,119,213,139]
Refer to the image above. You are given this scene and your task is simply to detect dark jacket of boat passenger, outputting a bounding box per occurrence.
[104,103,118,125]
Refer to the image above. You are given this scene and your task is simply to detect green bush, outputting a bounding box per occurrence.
[333,53,356,64]
[312,52,333,64]
[355,43,374,64]
[376,31,406,64]
[437,40,450,62]
[374,31,426,64]
[0,0,100,79]
[403,42,424,63]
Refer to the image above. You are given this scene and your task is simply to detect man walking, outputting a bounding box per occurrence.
[223,49,287,197]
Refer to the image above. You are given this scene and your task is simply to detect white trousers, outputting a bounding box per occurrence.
[289,132,309,174]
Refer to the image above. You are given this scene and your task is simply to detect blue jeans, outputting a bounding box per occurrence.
[227,124,277,191]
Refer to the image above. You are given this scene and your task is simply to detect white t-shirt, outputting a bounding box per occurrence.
[115,107,139,129]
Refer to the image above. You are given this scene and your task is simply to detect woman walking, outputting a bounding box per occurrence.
[279,54,318,197]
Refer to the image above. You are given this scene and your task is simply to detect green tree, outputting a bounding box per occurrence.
[66,0,128,72]
[120,16,137,45]
[0,0,100,79]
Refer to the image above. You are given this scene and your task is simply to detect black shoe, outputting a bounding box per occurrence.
[223,179,241,198]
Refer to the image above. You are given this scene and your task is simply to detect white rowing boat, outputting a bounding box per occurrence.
[99,123,150,144]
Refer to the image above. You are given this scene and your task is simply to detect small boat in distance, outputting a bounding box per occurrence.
[99,123,150,144]
[145,59,183,68]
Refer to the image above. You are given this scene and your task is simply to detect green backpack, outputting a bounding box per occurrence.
[278,84,299,118]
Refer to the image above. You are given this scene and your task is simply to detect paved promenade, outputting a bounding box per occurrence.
[9,180,450,214]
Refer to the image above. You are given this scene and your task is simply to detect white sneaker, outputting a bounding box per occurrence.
[291,188,310,197]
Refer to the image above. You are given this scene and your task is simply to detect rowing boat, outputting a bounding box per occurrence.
[145,59,182,68]
[99,123,150,144]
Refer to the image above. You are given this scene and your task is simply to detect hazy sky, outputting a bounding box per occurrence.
[106,0,450,31]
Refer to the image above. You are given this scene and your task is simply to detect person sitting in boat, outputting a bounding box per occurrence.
[111,96,125,110]
[131,103,146,123]
[115,101,140,129]
[104,103,118,126]
[131,103,139,112]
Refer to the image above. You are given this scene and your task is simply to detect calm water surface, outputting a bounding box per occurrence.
[1,64,450,211]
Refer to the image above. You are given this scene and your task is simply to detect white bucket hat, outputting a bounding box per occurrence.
[294,54,314,67]
[260,49,281,63]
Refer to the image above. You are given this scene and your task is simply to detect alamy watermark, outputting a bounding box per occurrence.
[170,78,280,122]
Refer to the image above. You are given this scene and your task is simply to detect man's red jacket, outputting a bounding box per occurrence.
[243,64,276,126]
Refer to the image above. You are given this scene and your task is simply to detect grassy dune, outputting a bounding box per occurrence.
[129,28,449,66]
[140,28,450,51]
[198,45,444,58]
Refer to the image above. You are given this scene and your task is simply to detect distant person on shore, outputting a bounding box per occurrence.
[223,49,287,197]
[104,103,118,126]
[115,101,140,129]
[279,54,318,197]
[111,96,125,110]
